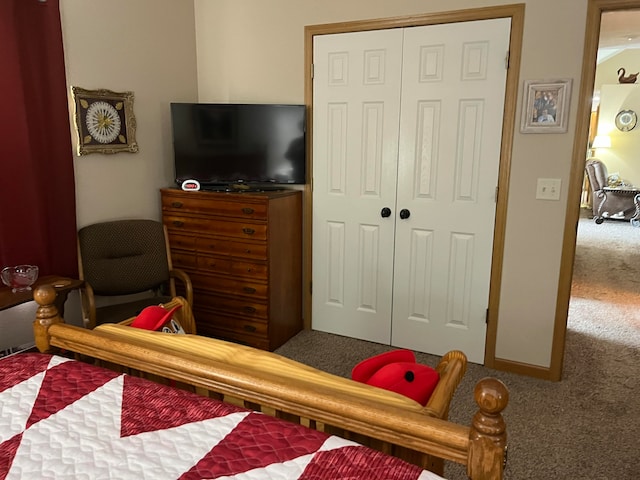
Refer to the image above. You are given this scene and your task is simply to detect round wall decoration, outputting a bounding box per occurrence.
[615,109,637,132]
[85,101,122,144]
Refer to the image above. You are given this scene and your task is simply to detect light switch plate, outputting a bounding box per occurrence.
[536,178,561,200]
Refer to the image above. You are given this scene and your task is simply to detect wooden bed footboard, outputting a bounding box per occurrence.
[32,285,508,480]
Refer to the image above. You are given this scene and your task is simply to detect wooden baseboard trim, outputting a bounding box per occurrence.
[491,358,559,381]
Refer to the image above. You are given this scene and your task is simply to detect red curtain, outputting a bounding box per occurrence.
[0,0,78,278]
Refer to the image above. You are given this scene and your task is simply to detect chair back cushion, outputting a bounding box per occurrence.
[78,219,170,295]
[586,159,608,192]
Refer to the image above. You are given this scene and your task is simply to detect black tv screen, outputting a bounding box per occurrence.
[170,103,306,189]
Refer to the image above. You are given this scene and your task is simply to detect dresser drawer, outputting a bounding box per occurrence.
[195,293,267,320]
[188,272,268,299]
[194,236,231,256]
[197,323,270,351]
[194,257,267,280]
[214,317,268,338]
[164,215,267,240]
[167,233,197,251]
[196,256,233,275]
[226,240,267,260]
[230,260,267,279]
[171,250,197,269]
[195,308,269,350]
[162,192,268,220]
[191,237,267,260]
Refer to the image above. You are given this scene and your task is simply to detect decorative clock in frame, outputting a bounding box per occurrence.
[71,87,138,155]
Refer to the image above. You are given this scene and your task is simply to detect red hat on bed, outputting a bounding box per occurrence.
[130,304,182,331]
[351,349,439,406]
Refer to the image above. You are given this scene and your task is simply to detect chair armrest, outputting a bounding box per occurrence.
[170,268,193,307]
[79,281,98,329]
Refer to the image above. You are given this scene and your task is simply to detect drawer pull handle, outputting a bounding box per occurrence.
[242,228,255,235]
[242,207,254,214]
[172,220,184,227]
[243,324,257,332]
[243,287,256,294]
[171,202,183,208]
[243,306,256,314]
[245,249,252,254]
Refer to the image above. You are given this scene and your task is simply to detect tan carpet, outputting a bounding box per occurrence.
[276,210,640,479]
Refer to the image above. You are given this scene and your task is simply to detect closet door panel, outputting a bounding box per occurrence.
[392,18,511,363]
[413,100,441,198]
[312,29,402,344]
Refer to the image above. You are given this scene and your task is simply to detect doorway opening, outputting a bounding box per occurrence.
[557,0,640,381]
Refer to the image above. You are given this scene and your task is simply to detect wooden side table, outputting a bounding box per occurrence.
[0,276,83,356]
[0,275,83,315]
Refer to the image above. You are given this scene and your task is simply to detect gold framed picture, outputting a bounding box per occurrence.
[71,87,138,155]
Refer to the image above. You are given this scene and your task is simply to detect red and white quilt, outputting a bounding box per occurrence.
[0,354,445,480]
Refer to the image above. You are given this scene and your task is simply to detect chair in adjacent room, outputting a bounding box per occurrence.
[77,219,193,328]
[585,159,640,224]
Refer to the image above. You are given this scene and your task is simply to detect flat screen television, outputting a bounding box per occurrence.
[170,103,306,190]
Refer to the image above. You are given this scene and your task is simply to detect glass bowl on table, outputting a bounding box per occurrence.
[1,265,39,293]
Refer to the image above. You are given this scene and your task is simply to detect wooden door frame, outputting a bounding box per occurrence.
[302,4,525,368]
[553,0,640,381]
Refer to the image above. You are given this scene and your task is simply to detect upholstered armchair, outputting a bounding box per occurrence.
[585,159,640,224]
[77,219,193,328]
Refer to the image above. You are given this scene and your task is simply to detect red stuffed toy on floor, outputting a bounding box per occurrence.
[351,349,440,406]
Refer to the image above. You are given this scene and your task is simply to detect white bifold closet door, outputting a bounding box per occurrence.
[312,18,510,363]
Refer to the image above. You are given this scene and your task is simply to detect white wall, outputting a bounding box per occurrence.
[60,0,199,228]
[595,49,640,89]
[57,0,594,370]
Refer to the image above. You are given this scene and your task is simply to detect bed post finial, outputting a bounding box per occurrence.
[33,284,64,353]
[467,377,508,480]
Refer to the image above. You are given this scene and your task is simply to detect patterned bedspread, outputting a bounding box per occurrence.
[0,354,445,480]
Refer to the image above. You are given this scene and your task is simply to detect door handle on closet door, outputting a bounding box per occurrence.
[399,209,410,219]
[381,207,391,218]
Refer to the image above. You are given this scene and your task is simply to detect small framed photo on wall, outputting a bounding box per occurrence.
[520,79,573,134]
[71,87,138,155]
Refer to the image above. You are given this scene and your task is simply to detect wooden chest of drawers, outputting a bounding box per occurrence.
[161,188,302,350]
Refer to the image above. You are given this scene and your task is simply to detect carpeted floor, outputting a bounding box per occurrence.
[275,210,640,479]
